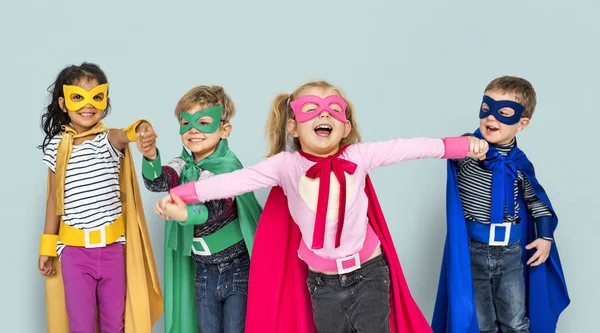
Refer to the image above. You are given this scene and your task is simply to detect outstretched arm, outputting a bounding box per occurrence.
[356,136,486,172]
[108,120,154,151]
[158,153,285,222]
[167,153,285,204]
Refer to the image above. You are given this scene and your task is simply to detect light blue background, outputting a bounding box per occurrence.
[1,0,598,331]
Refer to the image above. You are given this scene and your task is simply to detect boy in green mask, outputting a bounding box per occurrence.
[137,85,262,333]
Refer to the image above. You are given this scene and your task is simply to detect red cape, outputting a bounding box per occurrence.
[245,176,432,333]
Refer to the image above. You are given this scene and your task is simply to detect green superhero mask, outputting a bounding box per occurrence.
[179,105,223,135]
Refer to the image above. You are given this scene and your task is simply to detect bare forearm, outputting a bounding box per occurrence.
[108,129,130,151]
[109,120,152,151]
[43,182,60,234]
[44,212,60,234]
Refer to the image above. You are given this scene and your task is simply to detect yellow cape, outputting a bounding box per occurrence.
[44,144,163,332]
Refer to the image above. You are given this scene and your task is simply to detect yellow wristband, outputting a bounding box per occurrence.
[123,119,151,142]
[39,234,59,257]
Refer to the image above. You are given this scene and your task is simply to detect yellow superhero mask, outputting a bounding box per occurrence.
[62,83,109,111]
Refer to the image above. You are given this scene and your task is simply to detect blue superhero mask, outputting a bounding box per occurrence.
[479,95,524,125]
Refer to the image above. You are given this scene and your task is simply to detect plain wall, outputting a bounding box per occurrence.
[1,0,598,331]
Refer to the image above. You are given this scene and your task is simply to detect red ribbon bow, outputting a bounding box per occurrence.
[299,145,357,249]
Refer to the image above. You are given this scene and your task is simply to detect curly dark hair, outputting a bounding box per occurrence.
[39,62,110,150]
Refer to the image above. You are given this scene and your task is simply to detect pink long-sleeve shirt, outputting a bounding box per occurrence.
[172,137,468,260]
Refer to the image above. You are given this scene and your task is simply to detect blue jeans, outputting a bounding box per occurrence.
[470,239,529,333]
[306,254,391,333]
[195,252,250,333]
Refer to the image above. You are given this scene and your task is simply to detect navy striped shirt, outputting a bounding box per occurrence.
[43,132,125,254]
[456,139,552,235]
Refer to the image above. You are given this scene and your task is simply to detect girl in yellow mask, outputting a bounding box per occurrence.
[38,62,163,333]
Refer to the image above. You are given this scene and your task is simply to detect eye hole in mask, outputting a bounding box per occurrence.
[69,93,104,102]
[180,117,214,127]
[290,95,348,123]
[479,95,524,125]
[62,83,109,111]
[179,105,223,135]
[300,102,344,114]
[481,102,516,117]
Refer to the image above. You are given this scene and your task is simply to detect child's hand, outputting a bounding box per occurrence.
[136,123,158,160]
[38,255,56,276]
[525,238,552,266]
[162,194,188,222]
[154,195,171,219]
[467,137,489,160]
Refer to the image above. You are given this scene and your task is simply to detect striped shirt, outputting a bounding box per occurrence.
[43,132,125,255]
[456,139,552,228]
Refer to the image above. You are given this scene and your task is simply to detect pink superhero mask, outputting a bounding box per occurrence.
[290,95,348,123]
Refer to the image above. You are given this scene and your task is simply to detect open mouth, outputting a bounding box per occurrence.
[188,138,204,143]
[314,124,332,137]
[486,124,499,132]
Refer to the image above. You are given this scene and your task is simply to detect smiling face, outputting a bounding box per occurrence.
[180,104,231,161]
[59,78,107,133]
[286,87,352,157]
[479,89,530,145]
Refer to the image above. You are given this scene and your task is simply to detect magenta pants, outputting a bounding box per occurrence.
[61,243,126,333]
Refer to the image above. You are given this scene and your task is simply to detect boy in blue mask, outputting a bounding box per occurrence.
[433,76,570,333]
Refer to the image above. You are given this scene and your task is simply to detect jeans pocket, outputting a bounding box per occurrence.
[195,275,207,301]
[306,278,321,298]
[504,242,522,254]
[233,269,249,296]
[469,240,483,254]
[362,264,390,283]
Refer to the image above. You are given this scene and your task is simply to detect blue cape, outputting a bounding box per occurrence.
[432,134,569,333]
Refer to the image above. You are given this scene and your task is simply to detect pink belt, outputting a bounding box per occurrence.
[298,223,381,274]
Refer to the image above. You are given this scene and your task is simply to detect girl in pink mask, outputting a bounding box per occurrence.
[158,80,488,333]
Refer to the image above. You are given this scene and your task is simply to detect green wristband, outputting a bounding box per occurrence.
[184,203,209,225]
[142,148,162,180]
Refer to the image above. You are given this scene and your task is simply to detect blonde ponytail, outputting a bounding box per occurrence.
[266,93,292,157]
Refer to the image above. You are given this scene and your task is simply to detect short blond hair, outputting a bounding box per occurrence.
[174,85,235,122]
[485,76,537,119]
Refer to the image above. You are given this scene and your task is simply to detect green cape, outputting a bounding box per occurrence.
[163,140,262,333]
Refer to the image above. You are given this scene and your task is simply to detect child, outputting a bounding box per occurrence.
[432,76,570,333]
[137,85,262,333]
[159,80,489,333]
[37,62,163,333]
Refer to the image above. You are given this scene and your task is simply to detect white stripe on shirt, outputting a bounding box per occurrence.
[42,132,126,255]
[456,139,552,224]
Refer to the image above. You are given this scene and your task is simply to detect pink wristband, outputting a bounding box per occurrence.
[441,136,469,159]
[169,181,199,204]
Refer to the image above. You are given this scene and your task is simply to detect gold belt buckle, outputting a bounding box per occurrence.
[84,227,107,248]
